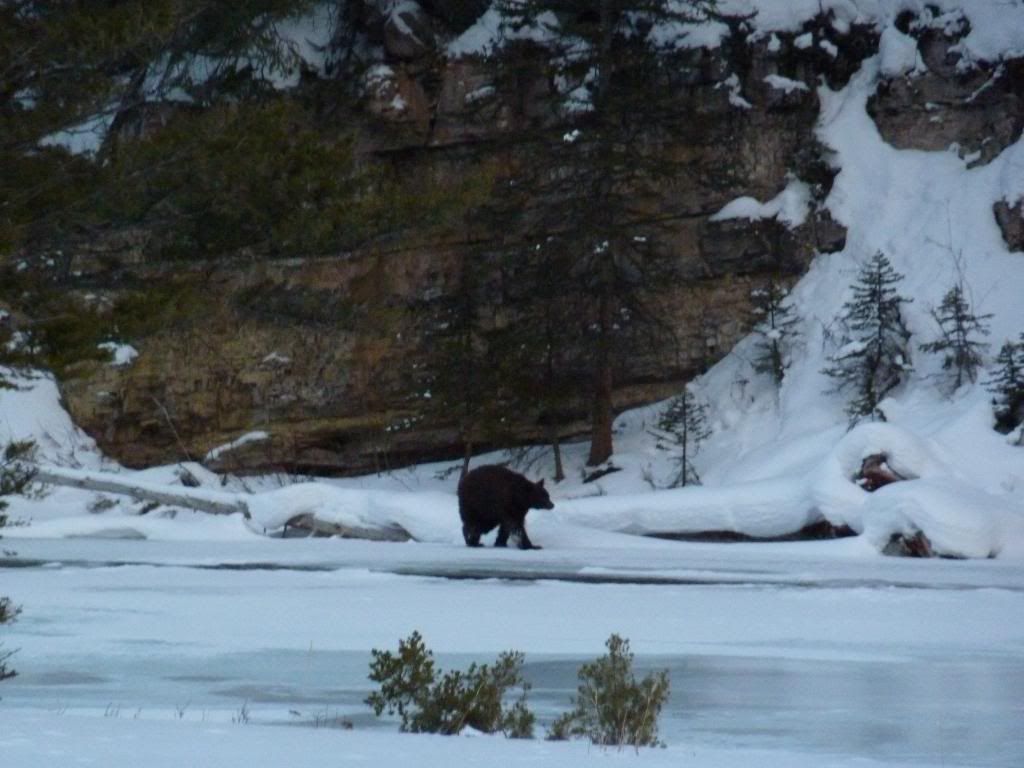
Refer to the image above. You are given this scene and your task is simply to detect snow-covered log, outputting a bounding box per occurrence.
[33,466,414,542]
[35,467,250,518]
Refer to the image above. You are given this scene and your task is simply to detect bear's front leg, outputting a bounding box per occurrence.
[517,529,541,550]
[462,523,483,547]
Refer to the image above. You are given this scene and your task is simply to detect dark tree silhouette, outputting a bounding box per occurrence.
[490,0,717,465]
[750,278,800,385]
[986,335,1024,438]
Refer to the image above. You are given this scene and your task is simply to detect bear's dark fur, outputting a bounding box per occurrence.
[457,464,554,549]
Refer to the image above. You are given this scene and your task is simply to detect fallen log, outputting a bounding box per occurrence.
[33,465,414,542]
[35,467,250,518]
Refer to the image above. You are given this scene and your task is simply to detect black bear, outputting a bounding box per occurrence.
[457,464,554,549]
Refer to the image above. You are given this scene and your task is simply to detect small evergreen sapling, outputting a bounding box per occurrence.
[0,440,27,679]
[653,388,711,487]
[822,252,913,423]
[1,596,19,682]
[0,439,36,524]
[918,282,992,392]
[366,631,535,738]
[751,279,800,385]
[985,335,1024,438]
[548,634,670,749]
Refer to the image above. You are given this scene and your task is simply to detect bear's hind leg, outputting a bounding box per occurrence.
[494,522,511,547]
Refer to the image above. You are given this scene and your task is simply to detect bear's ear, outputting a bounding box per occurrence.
[537,479,546,489]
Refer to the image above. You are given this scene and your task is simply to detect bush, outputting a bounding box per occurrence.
[366,631,535,738]
[548,634,670,748]
[1,439,37,522]
[1,596,20,681]
[1,441,31,684]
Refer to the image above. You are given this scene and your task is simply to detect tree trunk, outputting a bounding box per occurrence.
[461,438,473,479]
[548,425,565,482]
[587,288,615,466]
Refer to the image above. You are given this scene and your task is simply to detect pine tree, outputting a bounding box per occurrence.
[918,282,992,392]
[489,0,718,466]
[985,335,1024,438]
[822,252,913,423]
[486,239,588,483]
[750,278,800,385]
[653,387,710,487]
[1,1,329,253]
[405,253,511,478]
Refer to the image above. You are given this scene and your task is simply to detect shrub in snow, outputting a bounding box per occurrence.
[0,439,37,522]
[0,596,19,682]
[750,279,800,385]
[985,335,1024,438]
[548,634,669,748]
[822,252,913,423]
[652,388,710,487]
[366,631,535,738]
[918,282,991,392]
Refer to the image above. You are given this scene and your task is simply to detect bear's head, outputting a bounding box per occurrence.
[529,479,555,510]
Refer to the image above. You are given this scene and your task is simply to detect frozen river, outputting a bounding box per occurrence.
[2,537,1024,767]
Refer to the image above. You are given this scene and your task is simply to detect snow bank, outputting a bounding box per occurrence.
[878,25,923,78]
[245,483,456,543]
[809,422,961,531]
[556,477,815,540]
[0,367,104,469]
[807,423,1024,557]
[861,478,1024,559]
[19,417,1021,560]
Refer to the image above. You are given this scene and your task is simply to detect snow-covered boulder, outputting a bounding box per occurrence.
[809,422,959,532]
[809,423,1024,558]
[861,478,1024,559]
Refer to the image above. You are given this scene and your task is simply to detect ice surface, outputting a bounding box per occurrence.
[3,545,1023,767]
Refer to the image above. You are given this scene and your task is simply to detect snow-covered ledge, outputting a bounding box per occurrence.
[710,176,812,228]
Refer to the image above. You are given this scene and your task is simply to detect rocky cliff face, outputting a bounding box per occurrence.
[29,6,1024,475]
